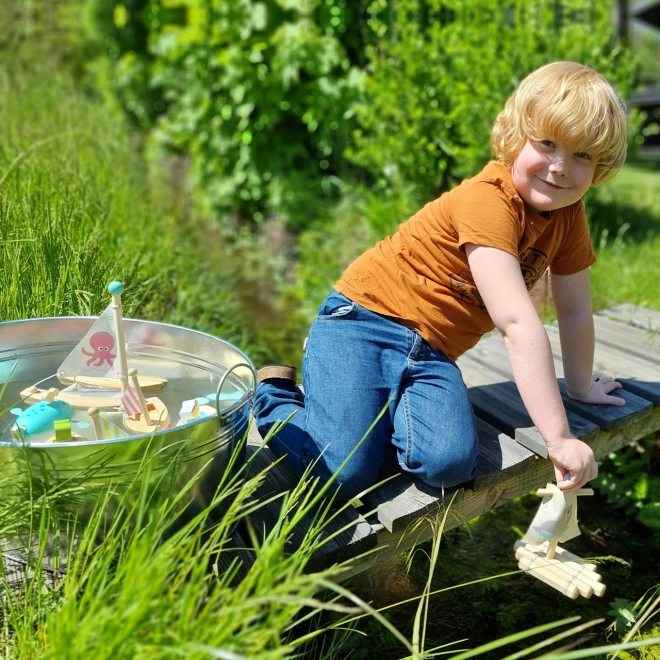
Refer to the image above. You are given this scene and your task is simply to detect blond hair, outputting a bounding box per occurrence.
[491,62,627,186]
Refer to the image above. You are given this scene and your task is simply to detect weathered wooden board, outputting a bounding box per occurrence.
[462,325,651,441]
[340,406,660,580]
[471,417,537,491]
[542,325,656,426]
[362,466,463,534]
[362,418,535,533]
[591,315,660,366]
[597,304,660,333]
[458,349,599,456]
[245,423,377,569]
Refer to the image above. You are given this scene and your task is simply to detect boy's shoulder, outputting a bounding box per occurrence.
[449,160,520,208]
[465,160,516,195]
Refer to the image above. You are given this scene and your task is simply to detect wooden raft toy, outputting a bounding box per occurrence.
[515,484,605,599]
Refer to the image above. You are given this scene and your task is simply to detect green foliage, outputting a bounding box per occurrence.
[350,0,637,203]
[594,433,660,532]
[609,597,639,633]
[86,0,637,233]
[87,0,370,230]
[0,53,275,359]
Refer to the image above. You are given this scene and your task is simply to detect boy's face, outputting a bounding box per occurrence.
[511,139,596,214]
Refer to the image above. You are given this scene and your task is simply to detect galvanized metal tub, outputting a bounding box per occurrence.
[0,316,256,525]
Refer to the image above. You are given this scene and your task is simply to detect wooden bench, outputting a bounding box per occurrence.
[232,305,660,580]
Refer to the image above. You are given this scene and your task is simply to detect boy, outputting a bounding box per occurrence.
[255,62,627,501]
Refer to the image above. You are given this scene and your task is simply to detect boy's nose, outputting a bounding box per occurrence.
[549,159,568,176]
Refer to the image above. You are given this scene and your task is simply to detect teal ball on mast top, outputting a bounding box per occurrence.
[108,281,125,296]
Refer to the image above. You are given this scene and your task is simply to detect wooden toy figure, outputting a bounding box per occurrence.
[515,484,606,599]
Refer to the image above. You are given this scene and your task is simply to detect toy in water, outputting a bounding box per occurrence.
[11,397,75,438]
[121,368,171,434]
[87,407,128,440]
[20,384,122,409]
[46,419,85,443]
[175,402,216,427]
[20,282,167,410]
[515,484,605,599]
[179,399,199,421]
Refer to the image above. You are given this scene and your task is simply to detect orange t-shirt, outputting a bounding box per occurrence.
[335,160,596,361]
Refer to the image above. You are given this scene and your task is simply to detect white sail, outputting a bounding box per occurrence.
[521,483,580,546]
[57,303,126,378]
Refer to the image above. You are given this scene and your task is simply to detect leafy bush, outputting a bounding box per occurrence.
[595,433,660,531]
[86,0,371,230]
[350,0,637,204]
[86,0,636,233]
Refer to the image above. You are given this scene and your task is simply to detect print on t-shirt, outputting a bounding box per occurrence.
[520,247,548,290]
[449,270,486,310]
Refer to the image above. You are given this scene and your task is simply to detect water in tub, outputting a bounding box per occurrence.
[0,370,244,444]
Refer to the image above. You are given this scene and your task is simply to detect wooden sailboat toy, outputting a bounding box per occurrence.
[515,483,606,599]
[13,282,171,440]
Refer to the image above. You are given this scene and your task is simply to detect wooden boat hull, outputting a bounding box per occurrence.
[123,397,171,435]
[20,386,121,410]
[57,375,167,391]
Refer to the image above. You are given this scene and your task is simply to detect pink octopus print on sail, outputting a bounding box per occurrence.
[57,303,122,379]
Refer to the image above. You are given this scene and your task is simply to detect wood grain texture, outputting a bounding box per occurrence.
[362,418,534,532]
[339,406,660,580]
[597,305,660,333]
[591,315,660,366]
[472,417,536,491]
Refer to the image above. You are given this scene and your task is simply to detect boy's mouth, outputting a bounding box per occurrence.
[540,179,566,190]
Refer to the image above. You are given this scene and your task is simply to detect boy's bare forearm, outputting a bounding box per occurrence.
[501,317,573,446]
[557,309,595,398]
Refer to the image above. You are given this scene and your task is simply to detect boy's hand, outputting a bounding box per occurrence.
[547,437,597,490]
[567,372,625,406]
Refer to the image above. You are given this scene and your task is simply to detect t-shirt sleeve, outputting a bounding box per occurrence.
[453,182,521,257]
[549,201,596,275]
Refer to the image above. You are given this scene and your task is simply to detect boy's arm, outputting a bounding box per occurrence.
[465,244,597,489]
[551,269,625,405]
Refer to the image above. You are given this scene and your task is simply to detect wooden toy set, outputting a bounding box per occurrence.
[516,484,605,599]
[7,282,221,445]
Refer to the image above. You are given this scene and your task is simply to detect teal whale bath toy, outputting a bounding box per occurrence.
[13,400,75,437]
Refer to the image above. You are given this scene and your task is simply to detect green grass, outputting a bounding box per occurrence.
[0,57,267,360]
[587,163,660,311]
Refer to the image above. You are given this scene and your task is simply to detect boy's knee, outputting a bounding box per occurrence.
[407,444,479,489]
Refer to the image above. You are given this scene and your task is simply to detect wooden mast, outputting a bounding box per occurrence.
[108,281,130,395]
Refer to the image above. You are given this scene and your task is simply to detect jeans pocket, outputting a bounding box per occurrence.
[316,291,357,321]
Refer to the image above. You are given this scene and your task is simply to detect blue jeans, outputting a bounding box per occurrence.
[253,291,479,501]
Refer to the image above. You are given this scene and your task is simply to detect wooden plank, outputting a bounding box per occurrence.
[459,352,599,456]
[362,420,534,532]
[339,406,660,581]
[245,423,377,569]
[471,417,537,491]
[591,315,660,366]
[597,304,660,333]
[463,326,648,440]
[457,352,547,456]
[365,479,463,535]
[362,418,536,531]
[542,326,654,429]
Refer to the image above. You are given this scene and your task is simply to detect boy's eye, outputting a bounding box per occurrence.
[540,139,555,148]
[575,152,591,160]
